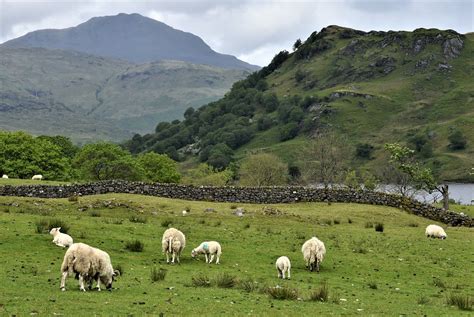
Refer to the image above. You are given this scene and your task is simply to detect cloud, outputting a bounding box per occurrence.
[0,0,472,66]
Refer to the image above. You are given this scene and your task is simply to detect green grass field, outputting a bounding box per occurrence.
[0,194,472,315]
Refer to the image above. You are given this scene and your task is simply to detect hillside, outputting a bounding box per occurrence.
[127,26,474,182]
[1,13,258,70]
[0,47,250,142]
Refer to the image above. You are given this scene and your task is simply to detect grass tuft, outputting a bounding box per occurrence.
[375,223,384,232]
[67,195,79,202]
[309,281,329,302]
[89,210,101,217]
[407,222,419,227]
[161,219,173,227]
[368,281,378,289]
[266,286,299,300]
[191,274,211,287]
[417,295,429,305]
[446,293,472,311]
[125,240,144,252]
[150,267,167,282]
[214,273,237,288]
[365,222,373,228]
[35,218,70,234]
[433,277,446,288]
[114,264,124,276]
[129,215,147,223]
[239,279,258,292]
[333,219,341,225]
[347,218,353,224]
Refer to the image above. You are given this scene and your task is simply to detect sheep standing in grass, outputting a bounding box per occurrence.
[182,210,188,216]
[49,227,73,247]
[191,241,222,264]
[60,243,119,291]
[31,174,43,180]
[162,228,186,264]
[301,237,326,272]
[425,224,447,239]
[275,256,291,279]
[1,174,8,179]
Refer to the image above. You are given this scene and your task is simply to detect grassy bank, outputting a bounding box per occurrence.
[0,194,472,315]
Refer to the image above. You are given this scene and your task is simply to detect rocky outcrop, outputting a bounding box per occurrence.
[1,181,472,227]
[443,37,464,59]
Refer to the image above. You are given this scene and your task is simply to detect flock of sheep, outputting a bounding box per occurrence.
[50,220,447,291]
[1,174,43,180]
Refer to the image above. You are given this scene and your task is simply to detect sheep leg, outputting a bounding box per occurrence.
[176,252,180,264]
[282,269,286,279]
[277,268,282,278]
[60,271,68,291]
[209,254,215,264]
[287,268,291,279]
[216,255,220,264]
[166,252,170,264]
[171,252,176,264]
[205,254,209,263]
[316,261,320,273]
[96,277,101,291]
[79,275,86,292]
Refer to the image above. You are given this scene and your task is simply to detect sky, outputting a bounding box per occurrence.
[0,0,473,66]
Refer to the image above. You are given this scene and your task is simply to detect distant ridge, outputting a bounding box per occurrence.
[1,13,259,70]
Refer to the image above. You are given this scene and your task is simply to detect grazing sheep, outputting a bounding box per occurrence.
[60,243,119,292]
[1,174,8,179]
[49,227,73,247]
[31,174,43,180]
[301,237,326,272]
[191,241,222,264]
[275,256,291,279]
[182,210,188,216]
[425,224,447,239]
[162,228,186,264]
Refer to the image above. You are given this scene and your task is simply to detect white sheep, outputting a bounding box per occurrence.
[275,256,291,279]
[1,174,8,179]
[31,174,43,180]
[301,237,326,272]
[60,243,119,292]
[162,228,186,264]
[425,224,447,239]
[182,210,188,216]
[49,227,73,247]
[191,241,222,264]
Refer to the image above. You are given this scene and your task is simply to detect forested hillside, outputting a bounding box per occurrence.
[125,26,474,182]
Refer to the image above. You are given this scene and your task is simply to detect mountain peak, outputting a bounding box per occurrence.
[1,13,259,70]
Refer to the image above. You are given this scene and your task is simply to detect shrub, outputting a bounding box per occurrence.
[161,219,173,227]
[150,267,167,282]
[448,130,467,151]
[239,279,258,292]
[266,286,299,300]
[375,223,384,232]
[89,210,101,217]
[35,219,70,234]
[446,293,472,311]
[192,274,211,287]
[215,273,237,288]
[125,240,144,252]
[309,282,329,302]
[129,215,147,223]
[356,143,374,159]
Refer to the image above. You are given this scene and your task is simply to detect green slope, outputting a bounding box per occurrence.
[126,26,474,182]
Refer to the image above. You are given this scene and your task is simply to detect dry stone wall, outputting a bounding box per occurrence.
[0,180,472,227]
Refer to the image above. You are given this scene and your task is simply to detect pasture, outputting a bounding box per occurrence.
[0,194,472,315]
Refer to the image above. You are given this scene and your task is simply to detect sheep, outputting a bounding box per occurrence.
[182,210,188,216]
[31,174,43,180]
[301,237,326,272]
[162,228,186,264]
[425,224,447,239]
[1,174,8,179]
[275,256,291,279]
[191,241,222,264]
[60,243,119,292]
[49,227,73,247]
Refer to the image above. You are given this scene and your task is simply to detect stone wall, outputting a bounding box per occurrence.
[0,181,472,227]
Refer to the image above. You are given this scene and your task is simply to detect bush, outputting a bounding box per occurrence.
[214,273,237,288]
[309,282,329,302]
[446,293,472,311]
[266,286,299,300]
[125,240,144,252]
[375,223,384,232]
[89,210,101,217]
[192,274,211,287]
[239,279,258,292]
[35,219,70,234]
[129,215,147,223]
[150,267,167,282]
[448,130,467,151]
[355,143,374,159]
[279,122,299,141]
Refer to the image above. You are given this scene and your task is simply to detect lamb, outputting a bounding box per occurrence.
[49,227,73,247]
[1,174,8,179]
[301,236,326,272]
[425,224,447,239]
[275,256,291,279]
[182,210,188,216]
[60,243,119,292]
[162,228,186,264]
[191,241,222,264]
[31,174,43,180]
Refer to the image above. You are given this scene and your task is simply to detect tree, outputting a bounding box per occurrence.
[0,131,72,180]
[182,163,232,186]
[355,143,374,159]
[239,153,288,186]
[448,130,467,150]
[384,143,450,209]
[37,135,78,159]
[300,134,349,188]
[137,152,180,183]
[279,122,299,141]
[293,38,302,51]
[344,170,360,190]
[207,143,233,170]
[73,143,144,181]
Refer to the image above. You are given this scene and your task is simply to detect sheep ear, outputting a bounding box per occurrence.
[58,227,61,230]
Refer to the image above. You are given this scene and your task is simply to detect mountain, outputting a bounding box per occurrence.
[1,13,259,70]
[0,47,250,143]
[125,26,474,182]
